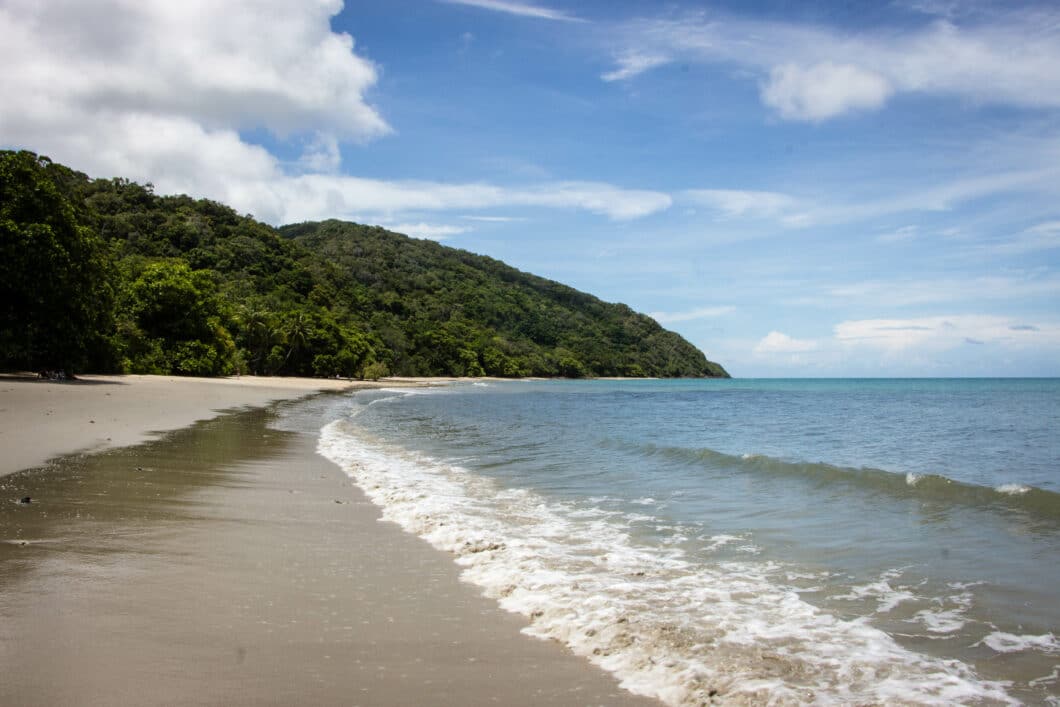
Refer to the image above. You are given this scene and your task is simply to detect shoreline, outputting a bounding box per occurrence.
[0,377,659,705]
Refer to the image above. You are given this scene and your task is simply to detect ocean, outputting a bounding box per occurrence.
[305,379,1059,705]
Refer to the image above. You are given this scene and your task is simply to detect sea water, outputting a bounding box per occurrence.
[308,379,1059,705]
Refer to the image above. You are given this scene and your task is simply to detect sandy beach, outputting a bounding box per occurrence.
[0,373,390,478]
[0,375,658,706]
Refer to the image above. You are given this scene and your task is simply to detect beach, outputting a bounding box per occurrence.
[0,375,655,706]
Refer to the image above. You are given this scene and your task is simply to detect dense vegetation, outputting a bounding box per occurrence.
[0,150,728,379]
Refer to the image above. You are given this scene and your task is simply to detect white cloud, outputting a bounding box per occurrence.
[649,306,735,323]
[780,168,1059,228]
[876,225,919,244]
[984,221,1060,255]
[0,0,670,226]
[0,0,389,141]
[298,133,342,174]
[684,189,799,219]
[438,0,583,22]
[228,176,672,225]
[822,274,1060,307]
[462,215,524,223]
[606,10,1060,120]
[754,331,819,354]
[834,315,1059,352]
[760,62,893,121]
[385,222,468,241]
[601,52,671,82]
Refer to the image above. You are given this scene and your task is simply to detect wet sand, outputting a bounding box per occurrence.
[0,401,659,706]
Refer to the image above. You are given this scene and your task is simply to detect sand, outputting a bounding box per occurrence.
[0,377,659,706]
[0,373,390,478]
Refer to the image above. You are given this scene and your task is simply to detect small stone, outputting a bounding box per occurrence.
[19,496,31,504]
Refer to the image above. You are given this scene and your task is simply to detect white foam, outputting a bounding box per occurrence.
[919,589,976,634]
[701,534,742,552]
[995,483,1032,495]
[977,631,1060,654]
[1028,666,1060,688]
[831,569,919,614]
[319,420,1017,706]
[906,472,922,487]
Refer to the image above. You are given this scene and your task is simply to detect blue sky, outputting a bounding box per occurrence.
[2,0,1058,376]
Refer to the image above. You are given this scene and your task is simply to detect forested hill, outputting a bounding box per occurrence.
[0,150,729,379]
[281,220,727,378]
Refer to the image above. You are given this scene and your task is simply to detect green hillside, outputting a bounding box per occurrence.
[0,150,728,379]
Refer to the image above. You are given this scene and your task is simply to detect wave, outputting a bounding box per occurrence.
[318,420,1015,706]
[607,440,1060,524]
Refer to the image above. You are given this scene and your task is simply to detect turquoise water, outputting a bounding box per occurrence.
[312,379,1060,705]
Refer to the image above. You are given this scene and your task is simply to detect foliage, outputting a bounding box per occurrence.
[283,221,729,378]
[0,151,116,372]
[0,150,729,379]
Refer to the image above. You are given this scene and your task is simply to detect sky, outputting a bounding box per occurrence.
[2,0,1059,377]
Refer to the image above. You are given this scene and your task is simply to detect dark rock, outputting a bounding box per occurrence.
[19,496,31,504]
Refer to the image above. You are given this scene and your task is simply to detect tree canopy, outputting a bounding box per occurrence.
[0,150,729,379]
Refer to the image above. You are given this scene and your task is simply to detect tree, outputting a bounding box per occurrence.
[0,151,116,372]
[122,260,235,375]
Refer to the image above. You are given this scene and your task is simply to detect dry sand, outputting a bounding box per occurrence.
[0,373,387,478]
[0,377,660,706]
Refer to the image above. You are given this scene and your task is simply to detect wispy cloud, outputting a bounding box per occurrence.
[834,315,1059,352]
[385,222,469,240]
[649,305,735,323]
[438,0,583,22]
[601,52,670,82]
[243,176,672,224]
[983,221,1060,255]
[726,168,1060,230]
[822,273,1060,307]
[876,225,920,244]
[684,189,799,219]
[462,215,524,223]
[605,9,1060,120]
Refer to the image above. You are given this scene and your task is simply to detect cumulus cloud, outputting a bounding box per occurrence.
[760,62,893,121]
[0,0,668,225]
[605,10,1060,120]
[0,0,389,142]
[753,331,819,355]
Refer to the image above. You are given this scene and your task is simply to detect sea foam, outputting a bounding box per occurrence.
[318,418,1016,706]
